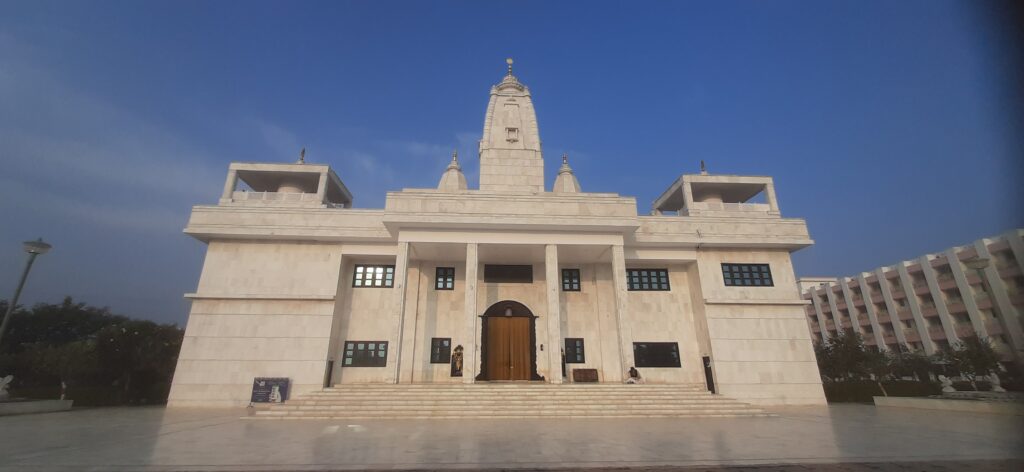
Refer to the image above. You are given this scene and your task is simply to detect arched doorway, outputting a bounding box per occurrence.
[477,301,543,381]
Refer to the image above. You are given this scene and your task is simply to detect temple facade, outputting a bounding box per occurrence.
[168,62,826,407]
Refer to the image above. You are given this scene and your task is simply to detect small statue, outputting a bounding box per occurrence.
[269,384,282,403]
[938,374,955,393]
[625,366,643,384]
[451,345,464,377]
[0,375,12,401]
[989,373,1006,393]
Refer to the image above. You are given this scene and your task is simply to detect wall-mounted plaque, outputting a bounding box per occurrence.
[251,377,290,403]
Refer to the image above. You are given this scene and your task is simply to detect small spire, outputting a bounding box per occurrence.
[298,147,306,164]
[558,153,573,174]
[700,159,707,175]
[447,149,461,170]
[506,58,514,76]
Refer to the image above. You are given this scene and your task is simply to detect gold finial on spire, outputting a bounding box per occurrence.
[562,153,568,165]
[298,147,306,164]
[452,149,459,162]
[506,58,514,75]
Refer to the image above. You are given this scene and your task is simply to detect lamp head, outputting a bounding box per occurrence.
[23,238,51,255]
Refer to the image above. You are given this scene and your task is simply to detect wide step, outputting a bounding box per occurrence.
[248,384,771,419]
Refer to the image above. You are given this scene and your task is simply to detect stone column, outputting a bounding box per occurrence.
[389,242,410,383]
[315,172,328,204]
[544,244,563,383]
[610,245,634,371]
[896,263,936,355]
[974,239,1024,356]
[876,268,910,349]
[397,261,421,383]
[220,169,238,203]
[764,182,780,213]
[919,255,959,344]
[463,243,479,383]
[856,274,889,350]
[809,288,830,341]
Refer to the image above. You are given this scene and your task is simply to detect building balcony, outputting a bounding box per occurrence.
[680,201,776,217]
[927,325,947,340]
[985,321,1004,336]
[954,324,977,338]
[914,284,931,296]
[999,265,1022,278]
[920,305,938,316]
[946,301,966,313]
[938,278,958,290]
[870,293,885,304]
[897,310,914,321]
[904,331,921,342]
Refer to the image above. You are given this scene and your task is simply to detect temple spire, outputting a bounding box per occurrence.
[553,153,581,193]
[438,149,467,191]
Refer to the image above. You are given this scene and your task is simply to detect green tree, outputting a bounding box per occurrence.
[863,348,895,396]
[0,297,127,355]
[22,341,98,398]
[892,347,934,381]
[814,330,870,381]
[95,320,183,403]
[937,337,1001,390]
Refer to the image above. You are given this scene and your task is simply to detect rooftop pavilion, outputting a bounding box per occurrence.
[219,160,353,208]
[652,172,780,218]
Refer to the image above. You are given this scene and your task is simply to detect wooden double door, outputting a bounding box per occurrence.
[485,316,532,381]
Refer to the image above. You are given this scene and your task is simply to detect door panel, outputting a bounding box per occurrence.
[485,317,532,381]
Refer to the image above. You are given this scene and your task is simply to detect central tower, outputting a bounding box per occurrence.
[478,59,545,193]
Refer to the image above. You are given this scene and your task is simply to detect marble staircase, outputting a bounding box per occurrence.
[248,383,772,419]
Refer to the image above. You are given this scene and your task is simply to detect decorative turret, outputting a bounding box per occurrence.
[438,150,468,192]
[478,58,545,193]
[552,153,581,193]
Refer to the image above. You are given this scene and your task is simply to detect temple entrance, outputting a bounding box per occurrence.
[477,300,543,381]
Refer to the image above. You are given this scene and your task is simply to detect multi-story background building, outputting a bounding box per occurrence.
[800,230,1024,370]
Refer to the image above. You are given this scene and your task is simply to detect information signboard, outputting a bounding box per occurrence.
[250,377,290,403]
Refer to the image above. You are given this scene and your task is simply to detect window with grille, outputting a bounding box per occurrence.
[626,269,670,291]
[435,267,455,290]
[353,265,395,288]
[564,338,585,363]
[633,342,680,367]
[721,263,773,287]
[430,338,451,363]
[342,341,388,367]
[561,269,581,292]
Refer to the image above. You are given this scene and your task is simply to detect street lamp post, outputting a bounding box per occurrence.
[0,239,52,349]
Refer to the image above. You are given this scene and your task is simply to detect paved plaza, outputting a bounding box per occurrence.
[0,405,1021,471]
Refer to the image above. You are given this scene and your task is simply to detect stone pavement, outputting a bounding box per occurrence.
[0,404,1021,471]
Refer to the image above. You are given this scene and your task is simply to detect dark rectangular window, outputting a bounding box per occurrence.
[342,341,388,367]
[633,342,681,367]
[561,269,581,291]
[722,263,773,287]
[484,265,533,283]
[435,267,455,290]
[626,269,670,291]
[564,338,585,363]
[430,338,451,363]
[353,265,395,288]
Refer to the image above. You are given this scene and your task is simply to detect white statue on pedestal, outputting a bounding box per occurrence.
[989,373,1006,393]
[938,375,955,393]
[269,385,282,403]
[0,375,12,401]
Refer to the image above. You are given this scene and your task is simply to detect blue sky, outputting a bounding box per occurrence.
[1,1,1021,325]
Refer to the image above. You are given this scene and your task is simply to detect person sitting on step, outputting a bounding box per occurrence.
[624,366,643,384]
